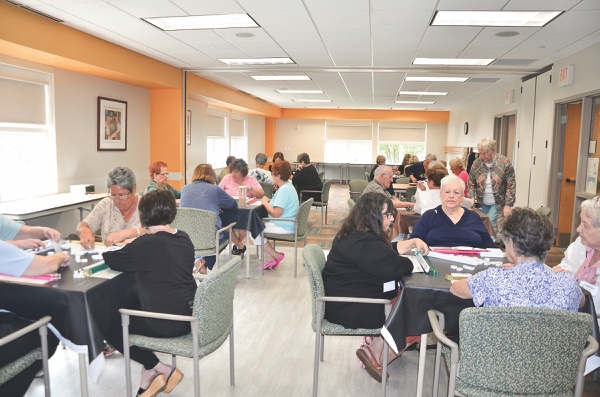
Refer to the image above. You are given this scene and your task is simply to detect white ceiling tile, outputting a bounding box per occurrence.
[372,26,426,40]
[318,26,371,40]
[292,58,336,67]
[424,26,483,40]
[303,0,368,12]
[329,49,371,58]
[109,0,185,18]
[573,0,600,11]
[372,0,439,11]
[286,49,331,58]
[545,11,600,29]
[437,0,507,11]
[249,12,314,28]
[503,0,582,11]
[373,58,415,67]
[235,0,307,13]
[214,28,273,41]
[261,26,321,40]
[311,11,370,27]
[371,11,434,27]
[373,40,421,50]
[331,58,373,66]
[273,40,326,50]
[169,0,246,14]
[322,39,371,50]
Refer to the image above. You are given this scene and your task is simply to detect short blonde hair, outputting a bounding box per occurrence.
[478,137,497,152]
[375,155,386,165]
[449,157,465,170]
[192,164,216,184]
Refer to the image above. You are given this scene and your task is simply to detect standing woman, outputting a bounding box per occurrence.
[77,166,142,248]
[145,161,181,200]
[252,160,299,269]
[102,190,195,397]
[323,192,429,382]
[468,137,516,233]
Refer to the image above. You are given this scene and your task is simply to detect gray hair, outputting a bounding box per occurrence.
[106,166,136,191]
[427,160,444,170]
[255,152,268,166]
[580,197,600,229]
[478,137,497,152]
[425,153,437,162]
[374,165,392,179]
[440,174,465,194]
[498,207,554,262]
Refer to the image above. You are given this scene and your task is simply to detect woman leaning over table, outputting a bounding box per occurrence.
[451,207,583,310]
[252,160,299,269]
[218,159,264,257]
[411,174,496,248]
[102,190,195,397]
[77,166,143,249]
[323,192,429,383]
[555,197,600,284]
[145,161,180,201]
[180,163,240,274]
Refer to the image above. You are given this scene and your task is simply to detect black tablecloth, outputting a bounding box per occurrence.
[220,204,267,239]
[0,249,133,362]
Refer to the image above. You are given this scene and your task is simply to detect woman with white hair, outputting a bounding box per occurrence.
[555,197,600,284]
[411,174,496,248]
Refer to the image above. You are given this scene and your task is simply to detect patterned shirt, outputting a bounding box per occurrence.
[467,153,516,210]
[249,168,273,184]
[81,197,141,240]
[362,180,394,200]
[468,261,582,311]
[145,180,181,199]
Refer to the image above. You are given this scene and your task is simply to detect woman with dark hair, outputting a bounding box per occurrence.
[292,152,323,201]
[145,160,180,200]
[218,155,236,182]
[102,190,196,396]
[218,158,264,199]
[180,164,241,274]
[77,166,142,248]
[451,207,583,310]
[252,160,299,269]
[322,192,428,382]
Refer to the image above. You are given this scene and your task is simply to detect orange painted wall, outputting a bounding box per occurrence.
[150,89,184,188]
[281,108,449,122]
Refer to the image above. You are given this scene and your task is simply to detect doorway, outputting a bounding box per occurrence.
[555,102,582,247]
[493,114,516,163]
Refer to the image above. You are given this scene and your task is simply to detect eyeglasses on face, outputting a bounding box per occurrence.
[157,172,169,177]
[382,211,394,219]
[109,191,131,200]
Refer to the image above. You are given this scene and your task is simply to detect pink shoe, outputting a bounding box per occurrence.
[261,259,277,270]
[271,253,285,269]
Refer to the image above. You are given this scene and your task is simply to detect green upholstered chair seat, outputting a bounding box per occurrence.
[0,348,42,386]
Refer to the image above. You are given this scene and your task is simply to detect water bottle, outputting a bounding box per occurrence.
[238,186,248,207]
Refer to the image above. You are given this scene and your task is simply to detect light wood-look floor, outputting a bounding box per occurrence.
[24,245,449,397]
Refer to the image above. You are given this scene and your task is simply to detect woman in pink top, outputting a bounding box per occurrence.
[218,159,264,256]
[219,159,264,199]
[449,157,469,198]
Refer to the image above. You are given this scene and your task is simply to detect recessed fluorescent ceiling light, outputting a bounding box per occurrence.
[395,101,435,104]
[220,58,294,65]
[295,99,332,103]
[431,11,562,27]
[277,90,323,94]
[406,76,468,82]
[399,91,448,96]
[144,14,258,31]
[251,75,310,81]
[414,58,494,66]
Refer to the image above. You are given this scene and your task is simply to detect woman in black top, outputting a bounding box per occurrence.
[322,192,428,382]
[103,190,196,397]
[292,152,323,201]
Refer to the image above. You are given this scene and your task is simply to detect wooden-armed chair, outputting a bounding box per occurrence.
[260,198,313,277]
[349,179,368,202]
[0,316,52,397]
[121,256,242,397]
[300,179,333,228]
[428,307,598,397]
[171,207,236,279]
[303,244,391,397]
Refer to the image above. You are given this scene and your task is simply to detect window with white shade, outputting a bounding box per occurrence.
[0,63,57,202]
[377,122,426,163]
[206,108,247,169]
[324,121,373,163]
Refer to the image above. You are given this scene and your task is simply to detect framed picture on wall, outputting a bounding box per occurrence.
[98,97,127,151]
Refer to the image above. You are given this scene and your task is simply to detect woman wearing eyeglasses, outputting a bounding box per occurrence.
[322,192,428,383]
[77,166,143,249]
[145,161,181,201]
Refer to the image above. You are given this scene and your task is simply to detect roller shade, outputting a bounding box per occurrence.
[229,118,245,137]
[206,114,225,137]
[379,127,425,142]
[327,125,372,140]
[0,77,46,124]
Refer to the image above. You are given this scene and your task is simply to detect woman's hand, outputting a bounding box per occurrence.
[552,265,566,272]
[104,228,135,247]
[78,227,96,250]
[262,196,270,206]
[396,238,429,255]
[412,238,429,255]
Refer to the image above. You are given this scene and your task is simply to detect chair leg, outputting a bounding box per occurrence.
[432,311,445,397]
[229,324,235,386]
[294,237,298,277]
[192,332,200,397]
[314,318,323,397]
[382,338,388,397]
[39,325,51,397]
[321,206,324,228]
[319,334,325,361]
[122,316,132,397]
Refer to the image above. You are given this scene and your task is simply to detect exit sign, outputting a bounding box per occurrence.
[558,65,574,87]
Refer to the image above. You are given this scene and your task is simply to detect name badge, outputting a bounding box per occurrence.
[383,280,395,293]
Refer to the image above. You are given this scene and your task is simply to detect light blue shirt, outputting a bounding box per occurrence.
[269,182,299,232]
[0,240,34,277]
[468,261,582,311]
[0,214,23,240]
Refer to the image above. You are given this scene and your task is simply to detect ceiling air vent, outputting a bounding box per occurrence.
[468,78,501,83]
[5,0,64,23]
[492,59,536,66]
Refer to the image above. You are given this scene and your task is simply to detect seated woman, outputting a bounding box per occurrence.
[555,197,600,284]
[370,155,395,196]
[411,174,496,248]
[251,160,299,269]
[323,192,429,383]
[145,161,181,202]
[218,159,264,256]
[218,155,236,182]
[102,190,196,397]
[77,166,143,249]
[292,153,323,202]
[268,151,284,173]
[180,164,240,274]
[451,207,584,310]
